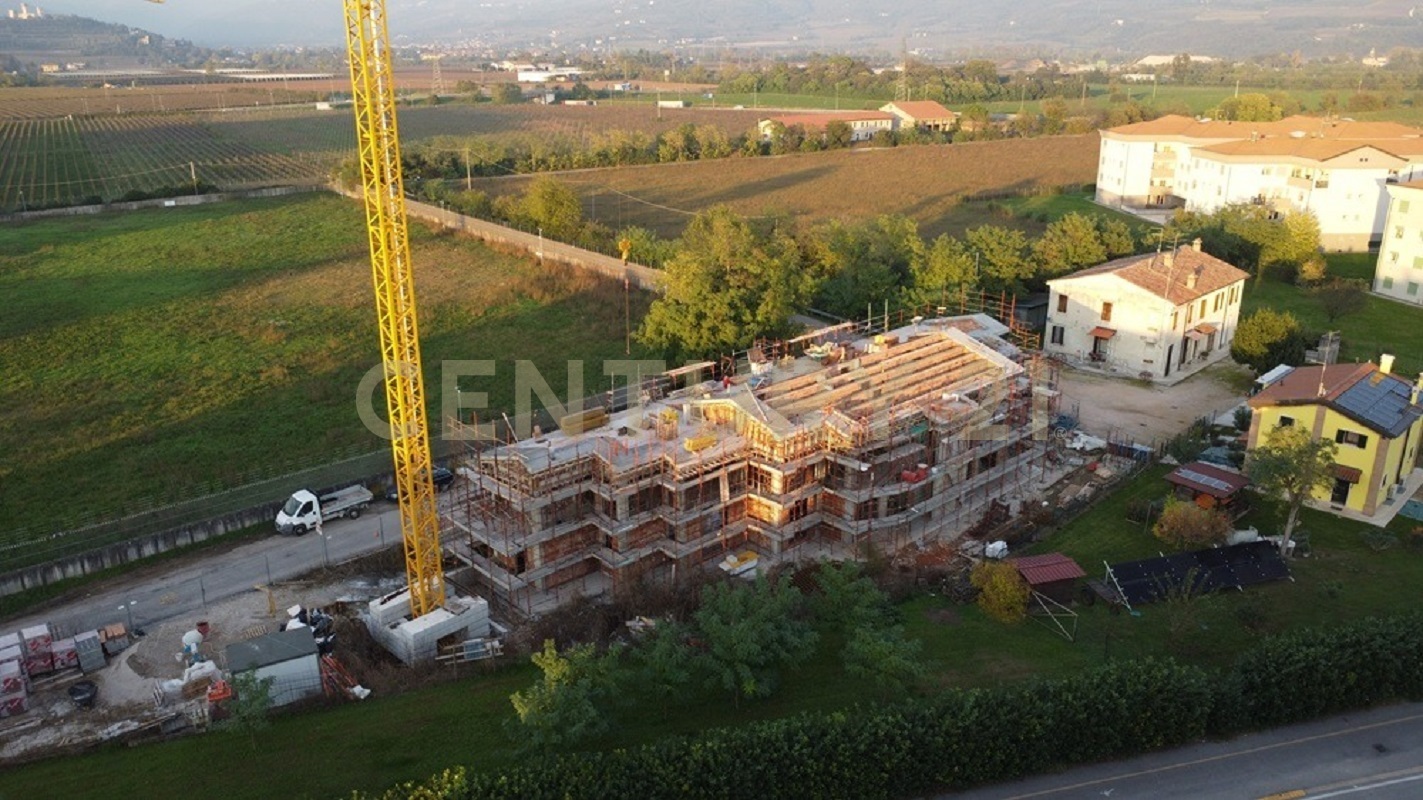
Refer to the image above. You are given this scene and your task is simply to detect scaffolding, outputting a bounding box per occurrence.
[443,310,1062,617]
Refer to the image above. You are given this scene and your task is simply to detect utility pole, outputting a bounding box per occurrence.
[464,147,471,191]
[190,161,199,195]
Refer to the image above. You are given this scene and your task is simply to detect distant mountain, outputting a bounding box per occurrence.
[34,0,1423,60]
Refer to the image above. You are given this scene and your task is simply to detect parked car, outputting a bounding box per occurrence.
[385,466,456,502]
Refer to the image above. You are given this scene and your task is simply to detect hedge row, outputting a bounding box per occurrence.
[364,613,1423,800]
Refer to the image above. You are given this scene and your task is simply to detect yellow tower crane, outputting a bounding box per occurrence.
[342,0,446,618]
[150,0,446,617]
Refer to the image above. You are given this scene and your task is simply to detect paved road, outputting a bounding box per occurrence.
[0,498,436,638]
[946,702,1423,800]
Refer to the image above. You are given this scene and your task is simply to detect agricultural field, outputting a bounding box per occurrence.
[0,102,773,212]
[0,193,654,542]
[0,113,326,210]
[467,134,1101,240]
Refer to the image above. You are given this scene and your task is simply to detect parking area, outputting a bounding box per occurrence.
[1056,360,1251,445]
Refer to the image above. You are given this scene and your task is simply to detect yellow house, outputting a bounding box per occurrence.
[1248,358,1423,516]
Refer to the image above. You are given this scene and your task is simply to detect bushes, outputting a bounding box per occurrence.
[369,613,1423,800]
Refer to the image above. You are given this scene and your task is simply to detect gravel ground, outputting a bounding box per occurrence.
[1057,360,1251,445]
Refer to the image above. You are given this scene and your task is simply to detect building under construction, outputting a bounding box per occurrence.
[445,313,1060,617]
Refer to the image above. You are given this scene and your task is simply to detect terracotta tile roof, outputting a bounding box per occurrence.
[763,111,896,131]
[1166,461,1250,499]
[1249,362,1374,408]
[1104,114,1423,146]
[1248,362,1423,437]
[881,100,955,120]
[1195,140,1416,161]
[1013,553,1086,586]
[1050,244,1249,305]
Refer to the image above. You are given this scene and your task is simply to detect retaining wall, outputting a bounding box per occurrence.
[0,501,283,597]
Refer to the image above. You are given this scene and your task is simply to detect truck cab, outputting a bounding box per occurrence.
[274,485,372,535]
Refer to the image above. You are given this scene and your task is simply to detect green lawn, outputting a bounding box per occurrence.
[1241,256,1423,377]
[0,193,654,543]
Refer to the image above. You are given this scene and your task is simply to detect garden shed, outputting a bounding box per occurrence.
[1165,461,1251,519]
[224,628,321,708]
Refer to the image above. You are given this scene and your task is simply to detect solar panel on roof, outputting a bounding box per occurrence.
[1334,377,1418,437]
[1176,468,1235,494]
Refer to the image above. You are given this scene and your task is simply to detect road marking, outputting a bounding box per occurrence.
[1255,791,1304,800]
[988,711,1423,799]
[1303,765,1423,798]
[1307,772,1423,798]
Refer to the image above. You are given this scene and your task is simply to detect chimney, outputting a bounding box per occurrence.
[1162,250,1174,269]
[1380,354,1395,375]
[1414,373,1422,406]
[1185,267,1199,290]
[1192,237,1202,252]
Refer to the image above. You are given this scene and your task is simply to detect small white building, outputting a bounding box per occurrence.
[879,100,957,132]
[224,628,321,708]
[1044,240,1249,381]
[1374,179,1423,306]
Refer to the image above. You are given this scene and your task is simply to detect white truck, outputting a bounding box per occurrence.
[274,485,373,535]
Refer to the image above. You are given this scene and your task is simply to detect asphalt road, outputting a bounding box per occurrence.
[1,498,424,638]
[945,702,1423,800]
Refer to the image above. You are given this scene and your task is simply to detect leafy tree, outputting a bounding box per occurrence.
[1260,212,1322,281]
[1245,425,1338,556]
[1214,92,1283,122]
[694,124,735,159]
[491,83,524,104]
[219,671,275,750]
[807,215,923,319]
[769,122,805,155]
[905,234,979,308]
[842,625,925,693]
[692,578,818,705]
[615,225,676,268]
[1231,308,1308,373]
[1315,279,1366,322]
[639,207,809,358]
[824,120,853,149]
[507,639,616,752]
[1153,498,1231,551]
[511,175,584,241]
[1032,212,1108,278]
[965,225,1031,293]
[631,622,697,714]
[1098,217,1137,258]
[971,561,1030,624]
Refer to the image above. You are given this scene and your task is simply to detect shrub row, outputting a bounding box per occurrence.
[364,613,1423,800]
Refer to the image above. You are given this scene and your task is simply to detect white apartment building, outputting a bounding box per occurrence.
[1096,115,1423,251]
[1044,240,1249,382]
[1374,180,1423,306]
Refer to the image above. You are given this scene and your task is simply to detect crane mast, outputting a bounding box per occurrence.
[343,0,446,617]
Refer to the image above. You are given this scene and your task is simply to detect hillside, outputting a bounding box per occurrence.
[0,13,209,68]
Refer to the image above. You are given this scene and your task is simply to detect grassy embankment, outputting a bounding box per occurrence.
[0,192,653,543]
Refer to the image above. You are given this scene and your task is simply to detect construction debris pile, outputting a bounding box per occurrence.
[447,315,1062,616]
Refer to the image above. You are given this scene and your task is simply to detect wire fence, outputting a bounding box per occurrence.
[0,445,399,572]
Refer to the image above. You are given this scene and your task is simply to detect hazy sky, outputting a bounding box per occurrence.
[38,0,363,46]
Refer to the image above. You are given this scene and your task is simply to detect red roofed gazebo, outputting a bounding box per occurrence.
[1011,552,1087,605]
[1165,461,1251,518]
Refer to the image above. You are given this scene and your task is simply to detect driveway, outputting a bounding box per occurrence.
[1056,360,1251,445]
